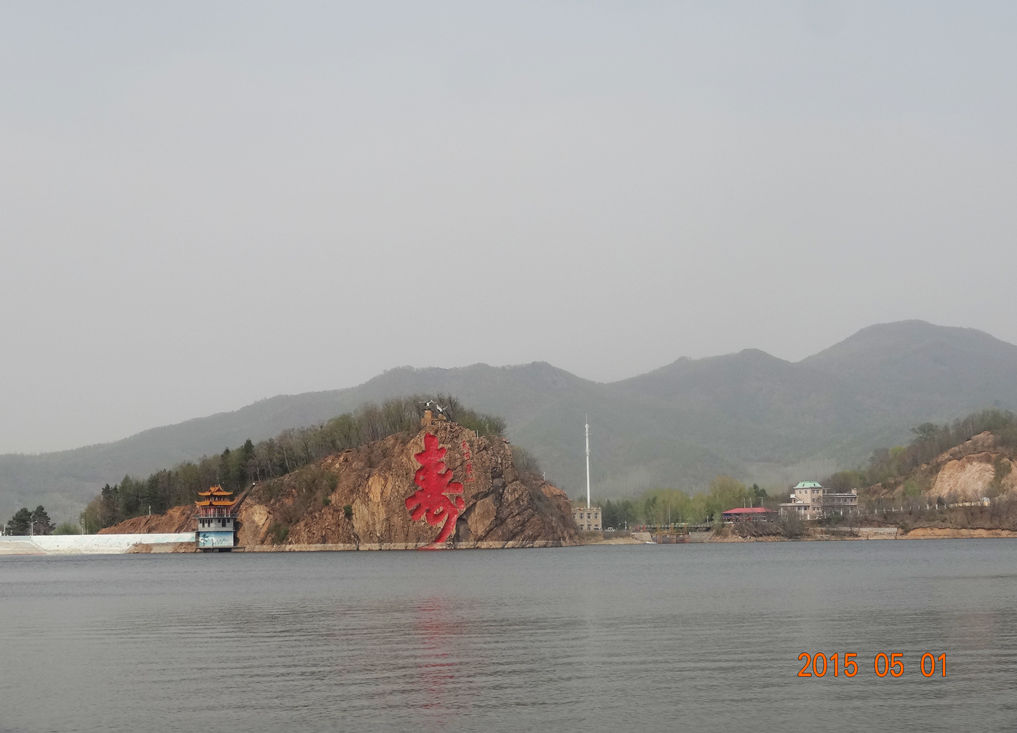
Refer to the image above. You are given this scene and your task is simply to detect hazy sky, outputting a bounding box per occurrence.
[3,1,1016,454]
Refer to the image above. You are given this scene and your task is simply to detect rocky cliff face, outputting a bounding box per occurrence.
[106,420,579,549]
[927,432,1017,501]
[869,431,1017,502]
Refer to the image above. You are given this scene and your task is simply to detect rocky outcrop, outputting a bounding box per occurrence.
[99,504,195,534]
[106,420,578,550]
[934,430,999,462]
[922,432,1017,501]
[867,431,1017,503]
[245,420,577,548]
[930,453,1017,501]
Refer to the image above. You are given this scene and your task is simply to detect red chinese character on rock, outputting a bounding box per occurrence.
[406,433,466,548]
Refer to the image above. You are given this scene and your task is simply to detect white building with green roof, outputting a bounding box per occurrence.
[779,481,858,520]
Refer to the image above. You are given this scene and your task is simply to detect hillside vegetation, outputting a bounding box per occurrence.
[825,409,1017,495]
[81,396,509,532]
[849,410,1017,533]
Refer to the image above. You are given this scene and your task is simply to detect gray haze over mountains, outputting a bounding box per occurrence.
[3,3,1017,457]
[3,320,1016,522]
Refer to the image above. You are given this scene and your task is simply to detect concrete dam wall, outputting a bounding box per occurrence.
[0,533,195,555]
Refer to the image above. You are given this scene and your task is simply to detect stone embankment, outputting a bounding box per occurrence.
[626,526,1017,543]
[899,527,1017,539]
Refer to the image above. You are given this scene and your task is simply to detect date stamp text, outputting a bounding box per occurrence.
[797,652,947,678]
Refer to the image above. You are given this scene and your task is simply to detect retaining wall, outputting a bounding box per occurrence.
[0,533,195,555]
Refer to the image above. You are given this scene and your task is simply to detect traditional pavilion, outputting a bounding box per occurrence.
[195,485,238,551]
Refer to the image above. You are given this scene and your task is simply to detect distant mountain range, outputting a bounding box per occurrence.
[3,320,1016,522]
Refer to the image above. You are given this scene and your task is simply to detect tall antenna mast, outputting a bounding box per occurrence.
[585,415,591,509]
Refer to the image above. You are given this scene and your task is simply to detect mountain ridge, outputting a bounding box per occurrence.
[4,320,1016,521]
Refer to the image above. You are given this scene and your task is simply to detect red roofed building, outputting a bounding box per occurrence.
[721,507,776,523]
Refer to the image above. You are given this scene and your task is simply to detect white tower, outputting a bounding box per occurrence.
[585,416,591,509]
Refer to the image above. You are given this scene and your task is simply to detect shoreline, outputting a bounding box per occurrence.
[609,527,1017,543]
[5,527,1017,556]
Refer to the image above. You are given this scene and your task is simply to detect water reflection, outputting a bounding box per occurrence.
[413,597,460,724]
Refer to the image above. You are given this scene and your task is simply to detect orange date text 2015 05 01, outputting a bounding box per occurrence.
[797,652,947,679]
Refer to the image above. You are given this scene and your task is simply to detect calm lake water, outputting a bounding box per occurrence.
[2,541,1016,732]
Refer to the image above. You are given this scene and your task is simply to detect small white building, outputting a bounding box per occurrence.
[779,481,858,520]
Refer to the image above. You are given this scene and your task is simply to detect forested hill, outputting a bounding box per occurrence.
[3,320,1017,521]
[81,396,511,532]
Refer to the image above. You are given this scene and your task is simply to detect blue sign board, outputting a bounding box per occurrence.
[197,531,234,549]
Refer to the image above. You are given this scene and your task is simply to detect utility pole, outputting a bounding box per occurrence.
[585,416,591,510]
